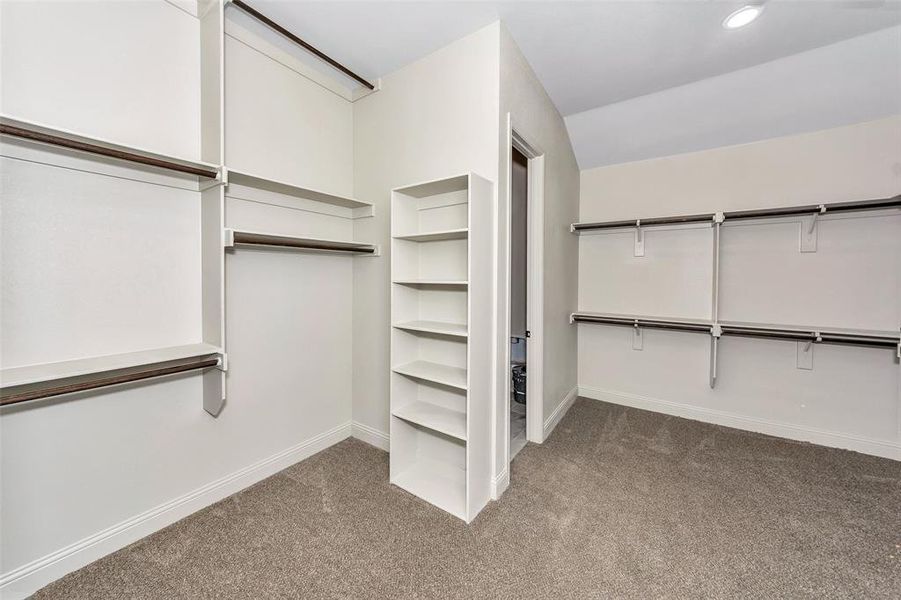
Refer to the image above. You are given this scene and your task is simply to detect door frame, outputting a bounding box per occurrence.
[501,114,545,481]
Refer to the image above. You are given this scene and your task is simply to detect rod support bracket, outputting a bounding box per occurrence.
[632,322,643,350]
[800,205,825,253]
[634,220,645,257]
[713,212,725,224]
[711,323,722,338]
[223,228,235,249]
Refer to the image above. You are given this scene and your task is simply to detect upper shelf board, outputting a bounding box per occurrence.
[226,169,372,210]
[0,114,220,179]
[392,174,469,198]
[1,343,221,389]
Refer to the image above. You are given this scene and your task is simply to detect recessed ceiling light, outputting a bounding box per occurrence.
[723,5,764,29]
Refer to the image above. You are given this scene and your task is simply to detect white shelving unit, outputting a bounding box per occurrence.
[389,173,493,523]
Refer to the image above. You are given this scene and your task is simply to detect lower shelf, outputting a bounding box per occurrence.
[392,458,466,521]
[392,401,467,441]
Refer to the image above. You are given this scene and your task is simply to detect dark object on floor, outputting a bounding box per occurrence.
[34,398,901,599]
[512,363,526,404]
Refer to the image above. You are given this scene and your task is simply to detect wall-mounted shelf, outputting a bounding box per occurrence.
[390,173,493,523]
[393,320,468,339]
[0,115,220,180]
[224,229,377,255]
[1,343,222,407]
[226,168,374,216]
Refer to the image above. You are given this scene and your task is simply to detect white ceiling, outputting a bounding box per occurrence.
[248,0,901,166]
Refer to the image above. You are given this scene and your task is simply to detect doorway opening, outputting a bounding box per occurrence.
[509,146,529,459]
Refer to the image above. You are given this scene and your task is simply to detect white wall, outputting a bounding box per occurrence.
[578,117,901,460]
[497,25,580,470]
[0,2,358,596]
[0,0,201,159]
[351,24,501,442]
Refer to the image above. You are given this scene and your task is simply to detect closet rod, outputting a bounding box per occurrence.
[572,313,900,350]
[0,124,219,179]
[572,194,901,232]
[723,195,901,221]
[719,326,900,348]
[570,314,712,333]
[572,213,714,232]
[0,357,220,407]
[230,0,376,90]
[232,231,376,254]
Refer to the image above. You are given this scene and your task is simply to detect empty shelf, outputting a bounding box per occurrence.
[392,458,466,520]
[393,228,468,242]
[393,320,468,338]
[1,343,221,389]
[392,280,468,288]
[392,360,467,390]
[393,401,467,441]
[227,229,376,254]
[227,169,372,210]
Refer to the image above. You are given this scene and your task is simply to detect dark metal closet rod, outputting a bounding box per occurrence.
[232,231,376,254]
[570,314,711,333]
[230,0,376,90]
[572,194,901,232]
[0,124,219,179]
[719,326,900,348]
[572,313,900,349]
[0,357,220,407]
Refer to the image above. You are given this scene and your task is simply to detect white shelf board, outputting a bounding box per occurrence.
[392,280,468,288]
[227,229,377,254]
[0,114,219,177]
[392,174,469,198]
[393,320,468,339]
[392,458,467,521]
[1,343,221,389]
[392,401,467,441]
[392,360,467,391]
[393,228,468,242]
[227,168,371,210]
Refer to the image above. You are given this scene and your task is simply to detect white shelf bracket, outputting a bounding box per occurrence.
[796,336,816,370]
[632,323,643,350]
[800,205,825,253]
[709,324,722,388]
[634,220,645,257]
[223,228,235,249]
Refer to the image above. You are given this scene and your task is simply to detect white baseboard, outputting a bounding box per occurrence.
[543,386,578,441]
[351,421,389,451]
[491,466,510,500]
[579,386,901,462]
[0,422,353,600]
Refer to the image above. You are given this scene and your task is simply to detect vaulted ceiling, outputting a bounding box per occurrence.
[250,0,901,168]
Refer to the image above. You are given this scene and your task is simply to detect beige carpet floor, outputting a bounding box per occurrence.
[35,398,901,599]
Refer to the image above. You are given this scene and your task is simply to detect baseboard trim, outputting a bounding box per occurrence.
[543,386,578,441]
[0,422,353,599]
[351,421,389,451]
[579,386,901,461]
[491,467,510,500]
